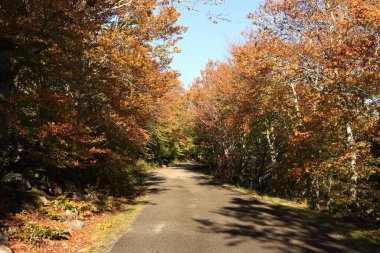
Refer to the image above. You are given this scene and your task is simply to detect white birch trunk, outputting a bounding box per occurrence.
[265,125,277,164]
[290,82,301,118]
[326,174,333,212]
[346,122,358,207]
[312,173,321,210]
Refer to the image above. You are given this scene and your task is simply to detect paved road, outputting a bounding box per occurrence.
[109,164,358,253]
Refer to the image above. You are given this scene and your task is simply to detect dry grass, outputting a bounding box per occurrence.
[200,171,380,253]
[4,196,145,253]
[90,196,146,253]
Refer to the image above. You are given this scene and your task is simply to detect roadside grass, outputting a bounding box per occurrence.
[3,194,148,253]
[1,161,155,253]
[90,161,158,252]
[90,162,156,253]
[90,196,146,253]
[193,165,380,253]
[296,209,380,253]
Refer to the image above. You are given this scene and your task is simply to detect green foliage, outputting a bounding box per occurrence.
[53,196,98,216]
[147,131,184,165]
[145,87,196,164]
[39,209,64,221]
[12,224,70,242]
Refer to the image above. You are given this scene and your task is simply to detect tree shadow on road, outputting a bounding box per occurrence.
[143,173,171,195]
[174,165,364,253]
[194,196,361,253]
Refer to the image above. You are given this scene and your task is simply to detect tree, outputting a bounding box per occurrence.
[0,0,185,194]
[189,0,380,217]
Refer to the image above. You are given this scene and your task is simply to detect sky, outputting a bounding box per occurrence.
[170,0,261,88]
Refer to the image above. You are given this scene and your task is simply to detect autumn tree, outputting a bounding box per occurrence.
[0,0,185,194]
[189,0,380,217]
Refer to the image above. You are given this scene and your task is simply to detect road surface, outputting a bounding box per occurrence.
[109,163,358,253]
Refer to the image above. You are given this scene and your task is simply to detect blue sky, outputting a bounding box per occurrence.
[170,0,261,88]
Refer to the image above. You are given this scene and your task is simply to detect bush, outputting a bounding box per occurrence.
[12,224,70,242]
[53,196,98,216]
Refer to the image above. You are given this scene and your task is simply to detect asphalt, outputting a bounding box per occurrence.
[109,163,359,253]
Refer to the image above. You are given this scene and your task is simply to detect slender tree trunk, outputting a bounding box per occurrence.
[326,173,333,212]
[312,173,321,210]
[290,82,301,118]
[0,40,15,153]
[0,79,11,151]
[265,120,277,164]
[346,121,358,207]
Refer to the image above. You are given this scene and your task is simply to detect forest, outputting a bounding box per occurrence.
[0,0,379,252]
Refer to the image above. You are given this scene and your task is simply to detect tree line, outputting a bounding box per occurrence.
[189,0,380,218]
[0,0,185,195]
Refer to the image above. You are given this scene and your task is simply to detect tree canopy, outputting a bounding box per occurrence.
[188,0,380,217]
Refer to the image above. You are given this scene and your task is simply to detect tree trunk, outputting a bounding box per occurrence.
[265,121,277,164]
[0,39,15,153]
[290,82,301,118]
[312,172,321,210]
[326,173,333,212]
[346,121,359,207]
